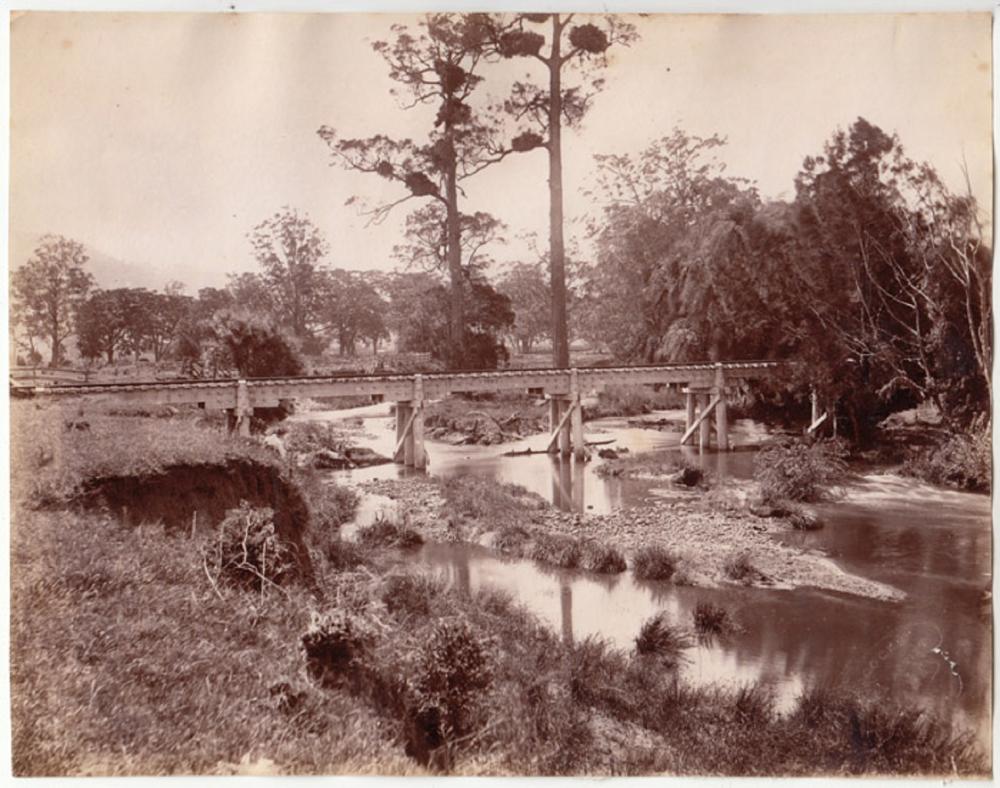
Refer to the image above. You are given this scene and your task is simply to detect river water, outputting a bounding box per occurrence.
[301,404,992,747]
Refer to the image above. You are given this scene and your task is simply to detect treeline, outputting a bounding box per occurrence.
[9,208,518,376]
[576,119,992,439]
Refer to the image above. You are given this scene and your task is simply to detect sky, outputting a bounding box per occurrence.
[9,11,993,292]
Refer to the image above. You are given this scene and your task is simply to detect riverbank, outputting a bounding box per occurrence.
[9,400,983,776]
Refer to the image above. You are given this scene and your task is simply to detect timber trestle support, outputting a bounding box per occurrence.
[25,359,793,466]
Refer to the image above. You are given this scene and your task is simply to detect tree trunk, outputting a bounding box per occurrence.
[547,16,570,369]
[444,142,465,370]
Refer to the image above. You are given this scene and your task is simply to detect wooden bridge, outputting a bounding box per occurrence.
[21,361,803,469]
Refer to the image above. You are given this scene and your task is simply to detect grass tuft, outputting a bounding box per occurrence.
[693,601,731,635]
[634,613,692,667]
[632,545,678,581]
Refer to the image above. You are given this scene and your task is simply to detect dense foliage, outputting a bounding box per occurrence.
[584,120,992,441]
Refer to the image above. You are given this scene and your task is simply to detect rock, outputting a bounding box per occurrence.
[788,509,823,530]
[263,434,287,459]
[672,467,703,487]
[598,448,619,459]
[312,449,352,469]
[343,447,391,467]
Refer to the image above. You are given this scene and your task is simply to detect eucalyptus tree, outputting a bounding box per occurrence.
[11,234,94,365]
[489,13,638,367]
[319,14,516,368]
[248,207,328,340]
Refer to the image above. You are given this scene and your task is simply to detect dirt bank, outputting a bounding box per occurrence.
[77,458,315,579]
[353,476,903,602]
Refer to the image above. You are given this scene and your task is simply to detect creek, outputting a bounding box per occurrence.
[297,403,992,747]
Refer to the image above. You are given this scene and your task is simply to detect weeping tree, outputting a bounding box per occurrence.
[488,13,638,367]
[319,13,515,368]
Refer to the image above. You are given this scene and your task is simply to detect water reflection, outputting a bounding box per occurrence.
[310,405,991,747]
[416,541,990,746]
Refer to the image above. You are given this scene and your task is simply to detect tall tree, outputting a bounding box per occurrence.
[11,234,94,365]
[248,207,328,339]
[491,14,637,367]
[319,13,515,368]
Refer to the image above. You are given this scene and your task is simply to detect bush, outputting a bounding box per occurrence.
[382,573,444,618]
[301,610,375,690]
[412,618,494,740]
[693,601,730,635]
[754,439,848,504]
[324,538,365,570]
[902,428,991,492]
[212,502,295,591]
[632,545,678,581]
[634,614,691,667]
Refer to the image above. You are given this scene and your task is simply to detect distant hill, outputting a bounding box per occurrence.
[10,231,173,292]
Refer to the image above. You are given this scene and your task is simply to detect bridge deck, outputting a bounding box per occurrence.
[20,361,784,409]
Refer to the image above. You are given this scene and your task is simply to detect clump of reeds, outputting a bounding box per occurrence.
[632,545,678,581]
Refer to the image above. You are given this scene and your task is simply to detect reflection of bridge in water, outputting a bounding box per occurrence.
[22,360,805,465]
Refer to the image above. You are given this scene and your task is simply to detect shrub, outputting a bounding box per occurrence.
[324,538,364,570]
[301,610,375,690]
[632,545,678,581]
[382,573,444,618]
[634,614,691,667]
[411,618,494,741]
[902,428,991,492]
[693,601,730,635]
[754,438,848,504]
[212,502,295,591]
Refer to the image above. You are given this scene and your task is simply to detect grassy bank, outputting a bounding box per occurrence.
[12,505,984,776]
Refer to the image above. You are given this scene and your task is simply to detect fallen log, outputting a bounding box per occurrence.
[500,438,614,457]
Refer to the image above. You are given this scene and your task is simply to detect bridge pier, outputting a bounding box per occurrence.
[681,364,731,451]
[392,375,426,469]
[698,391,712,449]
[714,363,729,452]
[226,379,252,438]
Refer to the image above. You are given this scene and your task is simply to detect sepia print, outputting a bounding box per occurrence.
[6,8,993,778]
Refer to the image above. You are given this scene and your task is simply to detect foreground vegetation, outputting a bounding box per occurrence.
[10,403,986,776]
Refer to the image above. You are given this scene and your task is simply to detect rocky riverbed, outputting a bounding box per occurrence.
[351,475,904,602]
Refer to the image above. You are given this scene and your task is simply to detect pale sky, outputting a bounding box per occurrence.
[9,11,993,292]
